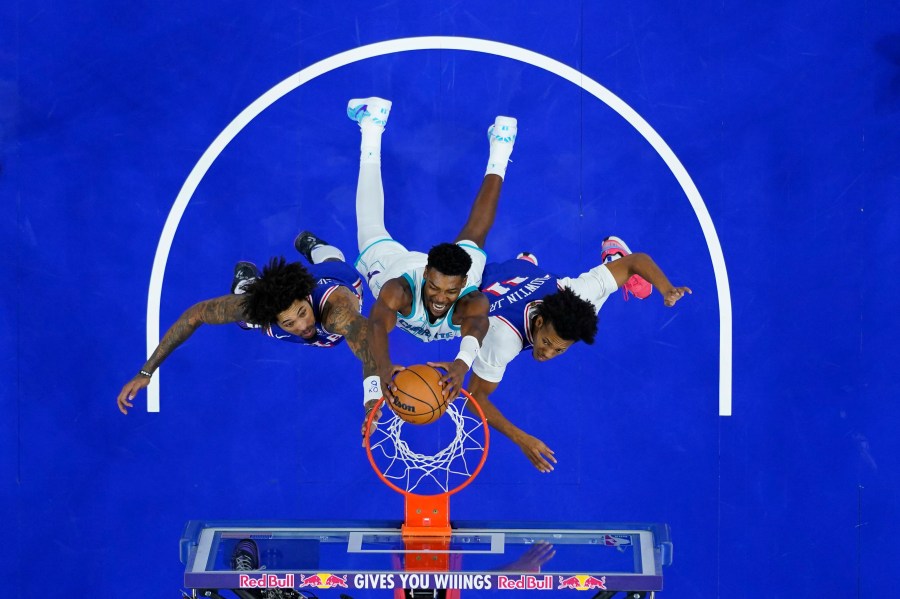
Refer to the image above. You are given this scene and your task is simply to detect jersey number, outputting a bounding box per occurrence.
[483,277,528,296]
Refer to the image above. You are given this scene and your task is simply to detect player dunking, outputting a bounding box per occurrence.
[432,237,691,472]
[116,236,378,414]
[325,96,516,432]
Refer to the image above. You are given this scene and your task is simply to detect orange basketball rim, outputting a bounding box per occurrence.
[364,389,490,545]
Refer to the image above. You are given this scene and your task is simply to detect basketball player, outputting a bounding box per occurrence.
[336,97,517,425]
[432,237,691,472]
[116,235,377,414]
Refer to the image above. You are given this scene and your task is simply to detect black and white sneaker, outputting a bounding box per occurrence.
[294,231,329,263]
[231,261,259,294]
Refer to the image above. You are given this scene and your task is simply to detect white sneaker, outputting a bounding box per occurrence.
[488,116,517,148]
[347,97,392,127]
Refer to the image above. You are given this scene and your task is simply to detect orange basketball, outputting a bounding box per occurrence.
[389,364,449,425]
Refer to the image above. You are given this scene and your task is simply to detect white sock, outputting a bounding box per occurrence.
[356,160,390,250]
[360,122,384,164]
[485,142,513,179]
[310,245,345,264]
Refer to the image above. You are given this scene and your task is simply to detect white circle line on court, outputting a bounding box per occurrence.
[145,36,732,416]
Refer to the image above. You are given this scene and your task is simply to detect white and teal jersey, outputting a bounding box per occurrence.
[395,266,480,342]
[355,237,487,343]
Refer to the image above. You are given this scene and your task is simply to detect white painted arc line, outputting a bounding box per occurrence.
[147,36,732,416]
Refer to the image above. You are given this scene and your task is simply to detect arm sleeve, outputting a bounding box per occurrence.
[556,264,618,313]
[471,318,525,383]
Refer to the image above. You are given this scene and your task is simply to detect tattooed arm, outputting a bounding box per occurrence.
[320,286,390,445]
[320,286,378,377]
[116,294,246,414]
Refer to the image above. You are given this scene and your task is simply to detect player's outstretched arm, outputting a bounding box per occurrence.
[605,253,692,307]
[320,287,378,377]
[438,292,490,401]
[467,373,557,473]
[116,294,246,414]
[320,286,390,445]
[367,278,408,401]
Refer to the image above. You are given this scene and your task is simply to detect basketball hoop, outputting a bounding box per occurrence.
[364,389,490,547]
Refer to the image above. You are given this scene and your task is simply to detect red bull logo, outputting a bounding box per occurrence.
[298,572,349,589]
[557,575,607,590]
[496,575,553,590]
[238,573,295,588]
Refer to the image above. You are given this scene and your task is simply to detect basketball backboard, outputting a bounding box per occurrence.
[180,520,672,597]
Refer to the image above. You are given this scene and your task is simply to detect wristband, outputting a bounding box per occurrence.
[139,370,152,378]
[454,335,480,369]
[363,376,382,405]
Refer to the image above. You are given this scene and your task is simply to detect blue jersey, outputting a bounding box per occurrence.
[242,261,363,349]
[480,259,560,353]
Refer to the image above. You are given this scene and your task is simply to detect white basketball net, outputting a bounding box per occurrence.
[368,397,487,495]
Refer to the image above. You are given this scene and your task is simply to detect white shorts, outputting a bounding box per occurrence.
[354,237,487,299]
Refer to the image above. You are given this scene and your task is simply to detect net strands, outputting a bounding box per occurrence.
[369,399,486,494]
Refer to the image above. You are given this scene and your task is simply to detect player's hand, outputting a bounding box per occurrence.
[117,375,150,414]
[427,360,466,401]
[361,399,383,447]
[380,364,405,403]
[662,285,692,307]
[500,541,556,572]
[516,434,557,473]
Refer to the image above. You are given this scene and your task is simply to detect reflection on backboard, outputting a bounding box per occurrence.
[180,520,672,597]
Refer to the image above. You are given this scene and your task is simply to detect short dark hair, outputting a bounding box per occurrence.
[535,287,598,344]
[241,257,316,328]
[427,243,472,277]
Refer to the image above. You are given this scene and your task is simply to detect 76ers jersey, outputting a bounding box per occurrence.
[242,261,364,348]
[396,268,479,342]
[472,258,617,383]
[480,259,561,353]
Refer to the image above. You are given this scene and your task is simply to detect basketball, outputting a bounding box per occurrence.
[389,364,449,425]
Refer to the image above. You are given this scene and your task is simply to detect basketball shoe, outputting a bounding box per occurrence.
[486,116,517,178]
[347,97,392,127]
[230,538,260,571]
[516,252,538,266]
[294,230,329,263]
[487,116,517,154]
[601,236,653,300]
[230,261,259,294]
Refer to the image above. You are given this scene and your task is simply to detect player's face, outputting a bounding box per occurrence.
[531,318,575,362]
[422,268,466,319]
[276,299,317,339]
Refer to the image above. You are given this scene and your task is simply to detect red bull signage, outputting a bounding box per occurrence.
[238,573,295,588]
[196,571,651,592]
[557,575,607,590]
[297,573,349,589]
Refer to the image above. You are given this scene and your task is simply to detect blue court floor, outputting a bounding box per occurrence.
[4,1,900,597]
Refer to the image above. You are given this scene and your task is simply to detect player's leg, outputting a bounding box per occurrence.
[454,116,518,247]
[348,97,393,251]
[294,231,345,264]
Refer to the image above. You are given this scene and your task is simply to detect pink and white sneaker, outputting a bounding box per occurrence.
[601,236,652,300]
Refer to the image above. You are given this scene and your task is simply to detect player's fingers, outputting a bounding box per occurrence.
[530,451,553,472]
